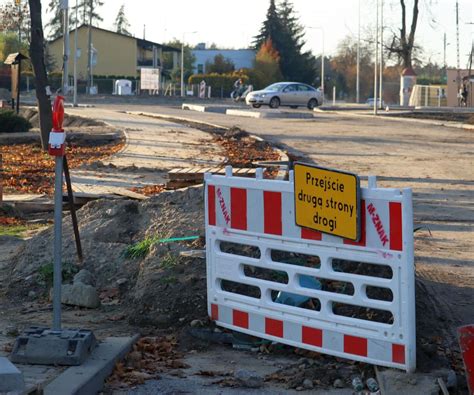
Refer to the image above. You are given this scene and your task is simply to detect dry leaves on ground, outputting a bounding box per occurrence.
[0,141,124,195]
[106,336,188,388]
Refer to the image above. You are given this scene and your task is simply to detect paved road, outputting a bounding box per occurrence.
[70,103,473,337]
[65,108,224,196]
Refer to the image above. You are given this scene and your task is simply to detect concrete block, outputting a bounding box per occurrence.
[226,109,314,119]
[181,103,227,114]
[44,335,139,395]
[11,327,97,366]
[376,368,442,395]
[0,357,25,392]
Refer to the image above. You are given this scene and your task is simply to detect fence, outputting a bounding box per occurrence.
[205,166,416,372]
[409,84,448,107]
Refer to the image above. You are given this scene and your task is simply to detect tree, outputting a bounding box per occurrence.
[28,0,52,150]
[329,36,375,101]
[254,0,315,83]
[75,0,104,26]
[0,33,29,64]
[46,0,68,40]
[387,0,419,69]
[253,38,283,88]
[113,4,131,36]
[162,39,195,82]
[0,2,31,43]
[206,54,235,74]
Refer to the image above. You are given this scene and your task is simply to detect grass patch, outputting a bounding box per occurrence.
[38,261,79,287]
[0,222,46,237]
[124,235,199,259]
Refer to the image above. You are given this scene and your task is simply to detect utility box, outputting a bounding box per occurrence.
[115,79,132,95]
[4,52,28,114]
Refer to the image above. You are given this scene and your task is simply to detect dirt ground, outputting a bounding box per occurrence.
[0,103,472,393]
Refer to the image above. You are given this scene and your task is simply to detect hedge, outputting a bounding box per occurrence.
[0,110,32,133]
[188,73,249,98]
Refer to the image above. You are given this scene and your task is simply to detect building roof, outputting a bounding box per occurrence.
[49,25,180,53]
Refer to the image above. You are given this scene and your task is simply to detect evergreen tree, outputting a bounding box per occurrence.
[113,4,131,36]
[46,0,65,40]
[253,0,283,50]
[74,0,104,26]
[253,0,315,84]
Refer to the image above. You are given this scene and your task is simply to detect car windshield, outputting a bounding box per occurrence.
[264,83,287,92]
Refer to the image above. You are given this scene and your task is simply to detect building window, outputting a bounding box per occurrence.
[197,64,204,74]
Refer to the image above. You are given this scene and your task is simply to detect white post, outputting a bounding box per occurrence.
[332,86,336,105]
[374,0,379,115]
[73,0,78,106]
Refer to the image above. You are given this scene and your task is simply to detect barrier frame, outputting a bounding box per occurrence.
[205,167,416,372]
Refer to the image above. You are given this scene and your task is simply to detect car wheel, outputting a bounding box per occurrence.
[307,99,318,110]
[252,104,261,109]
[290,105,298,109]
[269,97,280,109]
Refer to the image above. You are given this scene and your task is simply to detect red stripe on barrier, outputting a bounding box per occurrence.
[208,185,216,226]
[265,318,283,338]
[344,335,368,357]
[211,304,219,321]
[301,228,322,241]
[344,199,366,246]
[233,310,249,329]
[458,325,474,394]
[231,188,247,230]
[302,326,323,347]
[392,344,405,364]
[389,202,403,251]
[264,191,282,235]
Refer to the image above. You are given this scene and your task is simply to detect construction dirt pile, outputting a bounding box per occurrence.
[5,185,208,329]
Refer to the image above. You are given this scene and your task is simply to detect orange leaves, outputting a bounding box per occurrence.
[0,141,124,195]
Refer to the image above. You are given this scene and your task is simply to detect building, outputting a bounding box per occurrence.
[192,44,256,74]
[48,25,180,79]
[446,68,473,107]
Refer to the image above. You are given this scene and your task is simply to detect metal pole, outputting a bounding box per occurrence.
[181,39,184,97]
[356,0,360,103]
[379,0,384,108]
[321,29,325,100]
[62,0,70,96]
[87,0,92,94]
[52,156,63,331]
[374,0,379,115]
[73,0,78,106]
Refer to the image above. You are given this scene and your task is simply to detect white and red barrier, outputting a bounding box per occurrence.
[205,166,416,372]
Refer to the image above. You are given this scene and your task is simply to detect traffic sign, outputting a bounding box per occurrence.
[294,163,360,240]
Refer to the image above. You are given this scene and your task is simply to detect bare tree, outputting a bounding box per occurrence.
[28,0,52,150]
[388,0,419,69]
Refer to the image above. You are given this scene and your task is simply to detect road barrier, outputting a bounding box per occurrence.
[205,166,416,372]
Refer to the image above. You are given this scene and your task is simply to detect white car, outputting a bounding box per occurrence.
[246,82,323,110]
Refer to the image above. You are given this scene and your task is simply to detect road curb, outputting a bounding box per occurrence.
[128,111,290,180]
[43,335,139,395]
[317,109,474,130]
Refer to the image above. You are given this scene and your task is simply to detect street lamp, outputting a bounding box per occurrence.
[308,26,325,100]
[181,31,197,97]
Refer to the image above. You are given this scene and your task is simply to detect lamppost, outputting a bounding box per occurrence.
[308,26,325,100]
[357,0,361,103]
[73,0,79,106]
[181,31,197,97]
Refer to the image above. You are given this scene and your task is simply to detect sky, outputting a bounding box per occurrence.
[42,0,473,68]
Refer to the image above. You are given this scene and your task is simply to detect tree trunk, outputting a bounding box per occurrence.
[28,0,52,151]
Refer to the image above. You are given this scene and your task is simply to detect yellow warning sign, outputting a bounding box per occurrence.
[294,163,360,240]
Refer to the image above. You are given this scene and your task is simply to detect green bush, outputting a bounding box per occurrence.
[0,110,32,133]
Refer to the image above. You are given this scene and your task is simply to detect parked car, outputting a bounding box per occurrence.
[245,82,323,110]
[366,98,385,107]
